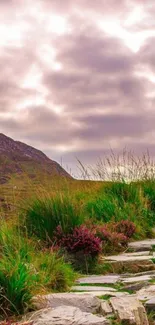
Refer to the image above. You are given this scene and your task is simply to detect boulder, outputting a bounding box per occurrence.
[100,301,113,316]
[32,293,101,313]
[28,306,110,325]
[110,296,149,325]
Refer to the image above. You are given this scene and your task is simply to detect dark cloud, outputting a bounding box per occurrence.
[0,0,155,171]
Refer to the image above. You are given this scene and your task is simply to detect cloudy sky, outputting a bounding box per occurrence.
[0,0,155,173]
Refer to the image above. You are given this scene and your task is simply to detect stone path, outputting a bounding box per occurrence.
[27,239,155,324]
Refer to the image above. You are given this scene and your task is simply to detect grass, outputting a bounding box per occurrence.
[0,150,155,320]
[21,194,85,244]
[0,222,77,319]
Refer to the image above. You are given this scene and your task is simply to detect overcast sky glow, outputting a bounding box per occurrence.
[1,0,155,174]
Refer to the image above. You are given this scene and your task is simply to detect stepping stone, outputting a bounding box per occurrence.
[104,253,154,263]
[74,291,129,298]
[123,281,149,292]
[32,293,102,313]
[123,270,155,277]
[72,286,116,292]
[28,306,110,325]
[77,275,120,285]
[137,285,155,301]
[121,274,154,284]
[129,239,155,252]
[125,251,150,256]
[110,296,149,325]
[145,297,155,311]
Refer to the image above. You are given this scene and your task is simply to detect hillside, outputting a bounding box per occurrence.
[0,133,72,184]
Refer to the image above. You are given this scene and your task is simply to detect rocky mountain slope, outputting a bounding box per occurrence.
[0,133,72,183]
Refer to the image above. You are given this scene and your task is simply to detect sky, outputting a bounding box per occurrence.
[0,0,155,175]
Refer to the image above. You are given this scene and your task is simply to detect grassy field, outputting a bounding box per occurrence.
[0,151,155,320]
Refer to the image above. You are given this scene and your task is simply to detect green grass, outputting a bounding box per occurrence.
[34,250,77,292]
[1,151,155,319]
[21,194,85,243]
[0,222,77,319]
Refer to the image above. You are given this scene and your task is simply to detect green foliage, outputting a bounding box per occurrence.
[0,226,38,317]
[35,250,76,292]
[0,223,76,319]
[84,181,155,237]
[104,182,141,206]
[85,195,116,222]
[143,181,155,211]
[22,195,85,243]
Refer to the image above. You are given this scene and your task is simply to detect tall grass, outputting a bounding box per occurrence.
[77,149,155,182]
[35,250,76,292]
[0,222,76,319]
[22,194,85,243]
[0,225,38,318]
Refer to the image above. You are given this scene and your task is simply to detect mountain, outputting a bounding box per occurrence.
[0,133,72,184]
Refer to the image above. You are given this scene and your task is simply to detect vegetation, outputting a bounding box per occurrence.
[0,150,155,319]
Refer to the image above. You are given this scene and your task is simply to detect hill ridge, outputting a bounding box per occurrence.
[0,133,72,183]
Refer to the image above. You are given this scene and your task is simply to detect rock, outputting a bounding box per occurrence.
[123,281,149,292]
[121,274,153,284]
[100,301,113,316]
[32,293,101,313]
[137,285,155,301]
[145,297,155,311]
[28,306,110,325]
[77,275,120,285]
[129,239,155,252]
[125,251,151,256]
[73,291,129,297]
[104,253,153,263]
[72,286,116,292]
[110,296,149,325]
[100,254,155,274]
[123,270,155,277]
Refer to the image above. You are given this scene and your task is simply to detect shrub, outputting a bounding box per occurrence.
[113,220,136,238]
[54,225,102,273]
[95,226,128,254]
[55,225,102,257]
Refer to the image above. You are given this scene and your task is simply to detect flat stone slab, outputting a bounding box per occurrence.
[110,296,149,325]
[122,270,155,277]
[77,275,120,285]
[129,239,155,252]
[32,293,101,313]
[74,291,129,297]
[104,253,154,263]
[121,274,154,284]
[124,251,150,256]
[137,285,155,301]
[72,286,116,292]
[123,281,149,292]
[28,306,110,325]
